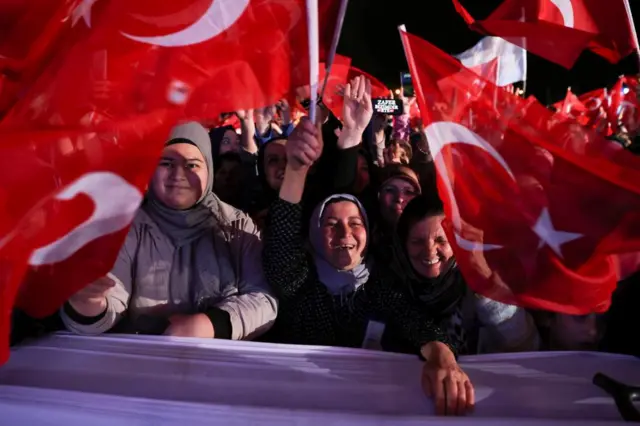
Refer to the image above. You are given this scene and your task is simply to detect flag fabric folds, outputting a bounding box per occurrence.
[0,0,339,364]
[455,36,527,87]
[452,0,639,69]
[400,27,640,315]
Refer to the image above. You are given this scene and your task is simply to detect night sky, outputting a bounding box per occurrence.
[337,0,639,104]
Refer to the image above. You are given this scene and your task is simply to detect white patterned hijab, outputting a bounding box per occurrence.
[308,194,371,295]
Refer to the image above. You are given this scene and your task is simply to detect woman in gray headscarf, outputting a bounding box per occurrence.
[61,121,277,340]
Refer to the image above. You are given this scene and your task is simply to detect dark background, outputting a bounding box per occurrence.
[338,0,639,104]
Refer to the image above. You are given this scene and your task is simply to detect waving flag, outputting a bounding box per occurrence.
[0,0,339,364]
[455,36,527,87]
[399,26,640,314]
[452,0,639,69]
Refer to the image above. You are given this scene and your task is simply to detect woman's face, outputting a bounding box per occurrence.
[320,201,367,271]
[264,139,287,191]
[379,178,419,225]
[354,154,370,194]
[550,313,602,351]
[219,129,240,155]
[151,143,208,210]
[405,214,454,278]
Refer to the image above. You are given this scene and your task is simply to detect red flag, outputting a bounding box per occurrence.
[347,66,389,99]
[400,28,640,314]
[0,0,338,364]
[452,0,639,69]
[0,0,78,118]
[319,54,352,119]
[552,76,640,135]
[317,59,388,120]
[2,0,340,128]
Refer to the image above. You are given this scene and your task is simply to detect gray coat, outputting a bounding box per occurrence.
[61,199,277,340]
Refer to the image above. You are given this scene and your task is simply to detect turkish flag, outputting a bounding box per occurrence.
[400,28,640,314]
[453,0,639,69]
[2,0,341,128]
[0,0,78,119]
[319,54,352,119]
[316,58,389,120]
[553,76,640,135]
[347,66,390,99]
[0,0,339,364]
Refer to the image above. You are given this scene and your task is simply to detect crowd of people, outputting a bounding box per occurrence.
[10,75,640,416]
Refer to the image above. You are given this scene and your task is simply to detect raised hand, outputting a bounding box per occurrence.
[342,75,373,135]
[276,99,292,125]
[235,109,254,122]
[285,118,323,172]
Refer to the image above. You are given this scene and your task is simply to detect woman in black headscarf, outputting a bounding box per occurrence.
[383,194,540,355]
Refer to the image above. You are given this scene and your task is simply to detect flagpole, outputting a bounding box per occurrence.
[493,58,500,108]
[622,0,640,71]
[306,0,320,122]
[319,0,349,100]
[398,25,431,125]
[521,6,528,95]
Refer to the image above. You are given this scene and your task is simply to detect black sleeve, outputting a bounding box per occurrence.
[203,307,232,339]
[63,302,107,325]
[262,198,312,300]
[365,273,458,357]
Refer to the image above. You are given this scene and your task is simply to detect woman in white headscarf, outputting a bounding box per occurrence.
[263,117,475,416]
[61,121,277,340]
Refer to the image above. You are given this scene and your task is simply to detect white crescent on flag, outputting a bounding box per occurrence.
[424,122,515,252]
[122,0,250,47]
[29,172,142,266]
[549,0,575,28]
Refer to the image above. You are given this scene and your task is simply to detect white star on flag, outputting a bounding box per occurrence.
[532,208,583,258]
[72,0,99,28]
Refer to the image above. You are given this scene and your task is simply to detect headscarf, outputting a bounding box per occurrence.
[308,194,371,295]
[248,136,286,217]
[209,125,235,159]
[389,194,466,316]
[144,121,228,247]
[378,164,421,194]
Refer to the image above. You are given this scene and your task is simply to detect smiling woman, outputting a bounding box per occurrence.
[384,194,540,357]
[151,141,208,210]
[60,121,277,341]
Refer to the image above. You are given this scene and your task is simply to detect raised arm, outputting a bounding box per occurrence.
[331,75,375,191]
[262,118,323,300]
[237,109,258,154]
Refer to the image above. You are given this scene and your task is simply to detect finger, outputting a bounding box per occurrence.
[356,75,366,100]
[465,379,475,413]
[297,135,320,155]
[433,374,446,416]
[293,150,315,166]
[362,78,373,104]
[444,375,459,416]
[456,379,467,416]
[299,117,319,136]
[298,139,321,159]
[352,76,361,98]
[344,82,352,100]
[421,370,433,398]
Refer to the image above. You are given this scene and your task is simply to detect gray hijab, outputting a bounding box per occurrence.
[309,194,371,295]
[144,121,226,246]
[135,121,237,316]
